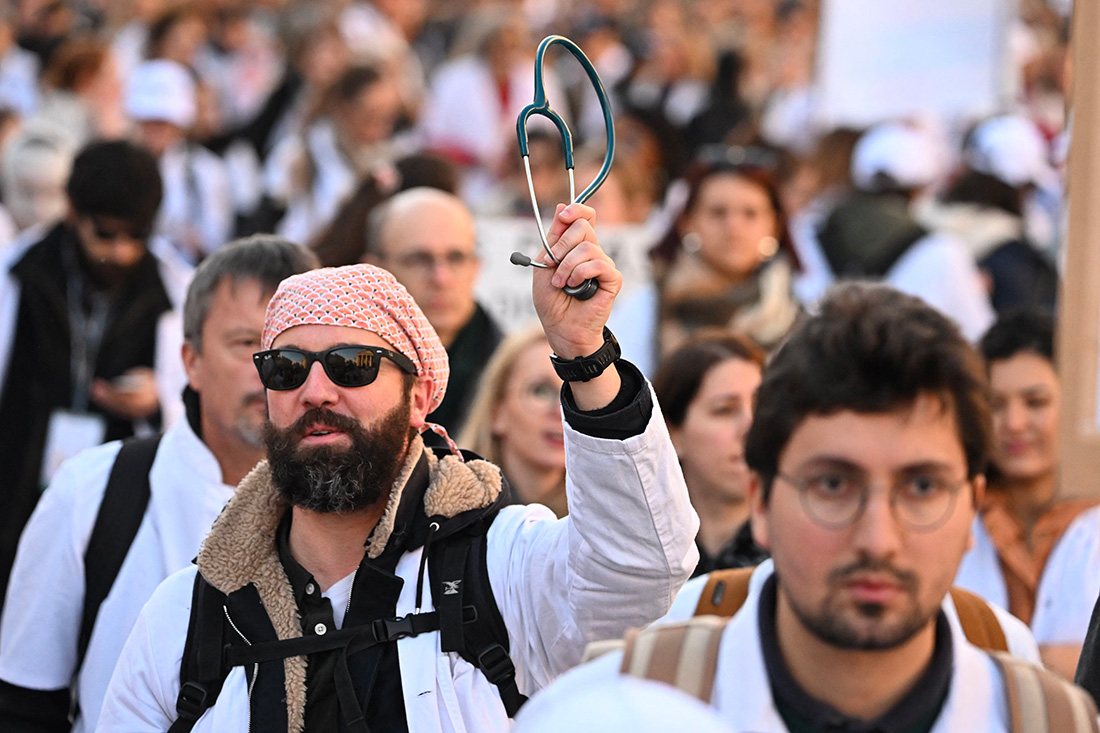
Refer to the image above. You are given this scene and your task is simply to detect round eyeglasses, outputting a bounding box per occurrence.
[775,470,967,532]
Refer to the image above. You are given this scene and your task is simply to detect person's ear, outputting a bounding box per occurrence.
[971,474,986,509]
[964,474,985,552]
[407,376,434,428]
[181,340,201,391]
[749,472,771,551]
[491,401,507,437]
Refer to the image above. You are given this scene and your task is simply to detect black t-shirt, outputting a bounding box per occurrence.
[758,575,952,733]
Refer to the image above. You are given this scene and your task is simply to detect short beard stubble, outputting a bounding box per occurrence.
[783,557,933,651]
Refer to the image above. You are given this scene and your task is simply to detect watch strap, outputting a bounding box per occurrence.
[550,327,621,382]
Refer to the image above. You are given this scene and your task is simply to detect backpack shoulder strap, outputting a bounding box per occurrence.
[949,586,1009,653]
[990,651,1100,733]
[430,515,527,717]
[168,572,228,733]
[77,434,162,672]
[693,567,755,617]
[619,616,729,703]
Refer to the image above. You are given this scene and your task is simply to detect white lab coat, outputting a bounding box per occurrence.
[155,142,235,263]
[665,559,1041,662]
[955,508,1100,646]
[98,388,699,732]
[0,417,234,733]
[558,561,1016,732]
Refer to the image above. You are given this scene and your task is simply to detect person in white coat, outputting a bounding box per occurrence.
[0,236,317,732]
[98,202,698,731]
[126,59,235,265]
[538,283,1095,731]
[799,122,995,342]
[0,140,193,615]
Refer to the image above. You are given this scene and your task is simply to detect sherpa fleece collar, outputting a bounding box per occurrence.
[195,434,503,733]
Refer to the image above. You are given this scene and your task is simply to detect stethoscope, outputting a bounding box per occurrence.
[510,35,616,301]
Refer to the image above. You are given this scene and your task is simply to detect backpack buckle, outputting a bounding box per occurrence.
[373,615,416,641]
[176,681,209,720]
[477,644,515,684]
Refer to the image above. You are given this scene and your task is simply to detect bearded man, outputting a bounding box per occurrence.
[98,202,699,732]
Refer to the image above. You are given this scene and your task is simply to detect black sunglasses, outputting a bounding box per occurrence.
[253,346,417,391]
[85,215,152,243]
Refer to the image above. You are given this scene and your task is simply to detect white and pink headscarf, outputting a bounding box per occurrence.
[262,264,454,444]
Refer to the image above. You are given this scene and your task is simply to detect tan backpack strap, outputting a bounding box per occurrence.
[990,652,1100,733]
[949,586,1009,653]
[694,567,755,617]
[619,617,729,703]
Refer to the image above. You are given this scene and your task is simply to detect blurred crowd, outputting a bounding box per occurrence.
[0,0,1090,729]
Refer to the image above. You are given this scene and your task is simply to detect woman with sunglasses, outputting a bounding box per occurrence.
[609,148,800,375]
[459,326,567,518]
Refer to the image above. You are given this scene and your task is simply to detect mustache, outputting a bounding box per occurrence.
[827,556,918,591]
[286,407,364,440]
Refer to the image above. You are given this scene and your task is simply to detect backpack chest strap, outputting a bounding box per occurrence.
[223,606,479,667]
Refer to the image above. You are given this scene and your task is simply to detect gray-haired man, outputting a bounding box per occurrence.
[0,236,317,733]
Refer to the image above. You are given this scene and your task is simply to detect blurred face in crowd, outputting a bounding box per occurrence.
[299,26,349,87]
[670,356,761,505]
[72,211,149,288]
[158,14,207,67]
[336,77,403,148]
[752,394,982,652]
[492,339,565,495]
[485,17,527,80]
[4,147,70,230]
[989,351,1060,485]
[136,120,185,158]
[370,193,479,348]
[183,277,270,449]
[682,172,778,281]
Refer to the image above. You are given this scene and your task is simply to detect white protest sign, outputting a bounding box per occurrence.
[815,0,1011,128]
[473,216,657,334]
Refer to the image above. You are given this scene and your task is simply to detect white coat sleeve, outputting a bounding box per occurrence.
[0,442,120,689]
[485,384,699,694]
[97,566,196,732]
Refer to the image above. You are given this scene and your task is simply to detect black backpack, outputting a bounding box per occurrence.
[168,479,525,731]
[77,436,163,678]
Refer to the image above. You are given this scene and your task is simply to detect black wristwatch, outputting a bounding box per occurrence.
[550,327,621,382]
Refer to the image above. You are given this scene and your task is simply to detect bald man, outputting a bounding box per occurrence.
[365,187,503,433]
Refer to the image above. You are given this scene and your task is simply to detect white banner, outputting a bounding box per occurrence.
[473,216,657,333]
[816,0,1012,128]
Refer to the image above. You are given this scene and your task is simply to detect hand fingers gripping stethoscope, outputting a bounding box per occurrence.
[510,35,616,301]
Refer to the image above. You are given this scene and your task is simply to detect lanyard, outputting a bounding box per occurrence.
[63,245,112,413]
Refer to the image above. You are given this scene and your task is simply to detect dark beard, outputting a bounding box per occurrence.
[263,401,412,514]
[783,557,929,651]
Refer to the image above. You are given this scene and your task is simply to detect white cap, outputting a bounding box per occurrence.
[850,122,941,192]
[513,674,734,733]
[966,114,1056,189]
[125,60,196,129]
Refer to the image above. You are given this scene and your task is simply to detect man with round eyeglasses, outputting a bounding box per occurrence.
[99,202,698,732]
[534,283,1097,732]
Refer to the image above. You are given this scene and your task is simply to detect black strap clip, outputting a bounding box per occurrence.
[175,681,209,721]
[477,644,516,684]
[373,615,416,642]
